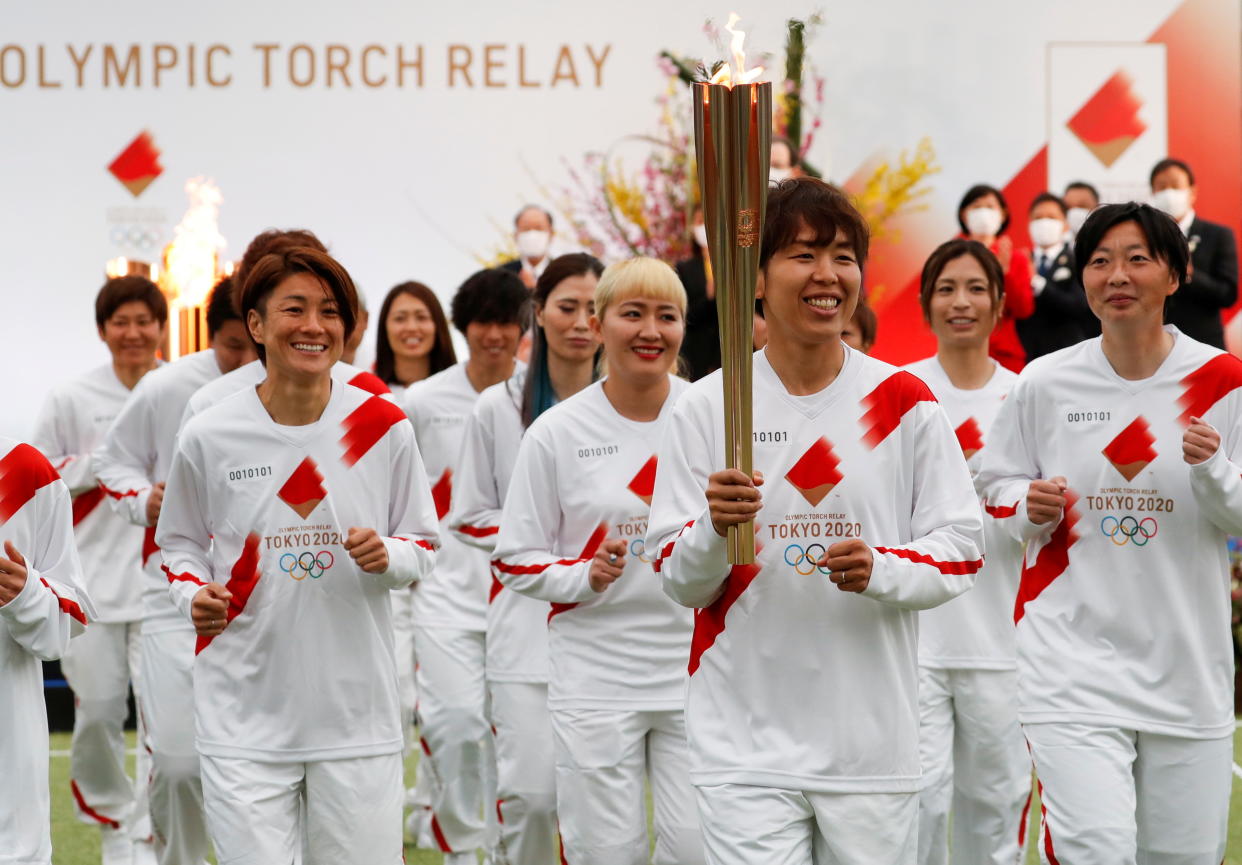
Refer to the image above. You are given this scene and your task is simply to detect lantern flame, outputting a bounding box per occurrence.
[710,13,765,86]
[162,177,225,308]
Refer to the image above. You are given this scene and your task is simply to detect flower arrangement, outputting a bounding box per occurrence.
[486,15,938,268]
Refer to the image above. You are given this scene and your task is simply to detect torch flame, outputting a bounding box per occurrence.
[711,13,765,87]
[162,177,225,308]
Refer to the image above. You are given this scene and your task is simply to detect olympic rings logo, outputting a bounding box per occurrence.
[629,538,655,564]
[784,543,831,576]
[1099,515,1158,547]
[108,225,165,252]
[279,550,335,580]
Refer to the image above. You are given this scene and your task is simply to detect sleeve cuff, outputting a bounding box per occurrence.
[0,566,45,618]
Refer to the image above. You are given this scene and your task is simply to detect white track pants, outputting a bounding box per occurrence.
[200,752,402,865]
[490,681,557,865]
[551,707,703,865]
[141,629,211,864]
[61,619,150,837]
[917,667,1031,865]
[696,783,918,865]
[390,587,418,749]
[1024,722,1231,865]
[413,626,496,855]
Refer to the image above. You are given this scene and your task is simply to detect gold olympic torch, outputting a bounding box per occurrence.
[693,15,771,564]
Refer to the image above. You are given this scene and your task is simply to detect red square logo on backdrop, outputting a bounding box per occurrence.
[108,131,163,197]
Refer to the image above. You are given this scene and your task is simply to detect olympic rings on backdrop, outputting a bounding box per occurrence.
[279,550,335,580]
[784,543,830,576]
[1099,515,1158,547]
[108,225,163,252]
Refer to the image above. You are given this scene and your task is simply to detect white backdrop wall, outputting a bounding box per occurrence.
[0,0,1196,439]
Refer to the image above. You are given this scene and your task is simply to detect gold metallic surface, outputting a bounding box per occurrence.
[693,81,771,565]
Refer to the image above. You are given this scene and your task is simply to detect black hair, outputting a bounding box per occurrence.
[1028,192,1068,218]
[514,204,555,231]
[450,268,532,334]
[95,275,168,328]
[957,184,1010,235]
[1149,158,1195,188]
[1072,202,1189,291]
[918,239,1006,322]
[760,177,870,270]
[204,275,240,337]
[374,281,457,386]
[1064,181,1100,205]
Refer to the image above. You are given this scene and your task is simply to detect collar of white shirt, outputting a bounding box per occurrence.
[1178,209,1196,237]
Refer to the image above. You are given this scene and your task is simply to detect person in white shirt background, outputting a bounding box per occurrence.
[449,251,602,865]
[402,268,529,864]
[158,245,440,864]
[0,436,96,865]
[369,277,458,832]
[904,239,1031,865]
[92,275,256,865]
[493,257,703,865]
[646,177,984,865]
[978,202,1242,864]
[32,275,167,865]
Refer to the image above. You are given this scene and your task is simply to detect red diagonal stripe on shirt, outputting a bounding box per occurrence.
[101,483,141,500]
[984,501,1019,519]
[141,525,160,567]
[689,552,763,676]
[489,572,505,603]
[1177,353,1242,426]
[339,395,406,467]
[0,442,60,523]
[1014,491,1081,624]
[348,370,391,397]
[41,578,88,625]
[431,470,453,522]
[71,487,106,527]
[459,523,499,538]
[196,533,262,655]
[859,371,937,449]
[551,522,609,622]
[653,520,695,574]
[873,546,984,575]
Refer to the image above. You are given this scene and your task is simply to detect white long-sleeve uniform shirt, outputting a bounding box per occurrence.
[32,363,152,622]
[646,349,984,793]
[493,377,693,711]
[0,437,95,865]
[448,371,551,682]
[180,358,390,429]
[404,363,505,633]
[977,329,1242,739]
[157,382,439,761]
[93,349,224,635]
[905,357,1023,669]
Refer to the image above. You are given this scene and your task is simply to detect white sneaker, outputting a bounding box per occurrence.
[404,806,430,847]
[100,827,134,865]
[443,853,476,865]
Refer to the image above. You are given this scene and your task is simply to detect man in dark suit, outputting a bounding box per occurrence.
[500,204,556,289]
[675,209,720,380]
[1018,193,1099,360]
[1150,158,1239,348]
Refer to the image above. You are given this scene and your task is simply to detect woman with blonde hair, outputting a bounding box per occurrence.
[493,257,704,865]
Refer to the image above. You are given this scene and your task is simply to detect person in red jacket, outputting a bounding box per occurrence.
[956,184,1035,371]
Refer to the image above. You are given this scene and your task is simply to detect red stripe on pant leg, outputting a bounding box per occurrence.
[558,822,570,865]
[1017,781,1033,847]
[70,780,121,829]
[1038,781,1062,865]
[496,798,505,824]
[429,813,453,853]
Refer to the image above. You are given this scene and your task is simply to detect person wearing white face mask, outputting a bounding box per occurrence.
[956,184,1035,371]
[1149,158,1238,349]
[502,204,557,290]
[1063,181,1100,238]
[769,136,804,184]
[674,207,721,379]
[1018,192,1099,361]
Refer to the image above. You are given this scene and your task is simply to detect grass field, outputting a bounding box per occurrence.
[46,730,1242,863]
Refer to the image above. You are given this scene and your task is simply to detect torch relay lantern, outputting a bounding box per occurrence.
[693,14,771,564]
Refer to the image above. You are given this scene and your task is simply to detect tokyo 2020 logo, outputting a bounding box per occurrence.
[1099,515,1158,547]
[784,543,831,576]
[280,550,335,580]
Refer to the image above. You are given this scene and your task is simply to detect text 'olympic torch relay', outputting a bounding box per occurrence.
[692,14,771,564]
